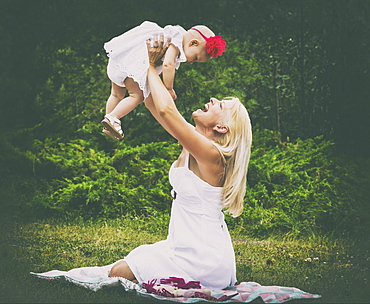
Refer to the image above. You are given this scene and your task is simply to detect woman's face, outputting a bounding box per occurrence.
[192,98,236,127]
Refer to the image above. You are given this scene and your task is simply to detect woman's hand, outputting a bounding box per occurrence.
[146,34,171,66]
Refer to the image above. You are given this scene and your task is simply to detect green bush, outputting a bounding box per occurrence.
[228,129,370,236]
[0,136,36,214]
[11,129,367,237]
[26,139,179,218]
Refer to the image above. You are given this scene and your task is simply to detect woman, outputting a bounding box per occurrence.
[109,35,252,290]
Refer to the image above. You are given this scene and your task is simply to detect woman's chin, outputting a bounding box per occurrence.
[193,109,205,116]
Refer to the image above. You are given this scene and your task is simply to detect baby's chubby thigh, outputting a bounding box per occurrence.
[107,58,127,88]
[124,77,144,103]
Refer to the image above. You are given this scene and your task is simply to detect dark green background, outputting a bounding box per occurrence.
[1,0,369,155]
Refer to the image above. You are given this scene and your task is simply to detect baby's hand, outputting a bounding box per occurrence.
[168,88,177,100]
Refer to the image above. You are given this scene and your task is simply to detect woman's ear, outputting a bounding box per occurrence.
[213,125,229,134]
[189,39,199,47]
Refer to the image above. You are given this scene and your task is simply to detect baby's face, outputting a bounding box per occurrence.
[184,44,210,64]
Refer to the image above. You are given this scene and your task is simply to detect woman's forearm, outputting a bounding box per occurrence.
[144,96,175,137]
[146,35,190,140]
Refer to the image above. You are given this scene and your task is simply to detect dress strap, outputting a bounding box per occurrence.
[185,150,190,168]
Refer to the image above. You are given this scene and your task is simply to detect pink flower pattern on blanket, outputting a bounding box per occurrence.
[141,278,321,303]
[31,267,321,303]
[142,277,238,301]
[160,277,202,289]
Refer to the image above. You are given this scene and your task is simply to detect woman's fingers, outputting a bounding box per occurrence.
[147,34,172,66]
[153,35,159,48]
[148,34,170,50]
[165,37,171,48]
[159,33,164,48]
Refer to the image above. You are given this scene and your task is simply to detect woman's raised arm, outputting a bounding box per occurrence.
[145,36,221,166]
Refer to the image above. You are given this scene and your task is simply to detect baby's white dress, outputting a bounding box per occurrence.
[124,151,237,290]
[104,21,187,99]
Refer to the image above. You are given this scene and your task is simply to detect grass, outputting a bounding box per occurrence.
[232,235,369,303]
[1,213,369,303]
[0,216,164,303]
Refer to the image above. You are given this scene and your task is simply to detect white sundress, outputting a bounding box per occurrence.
[30,152,321,301]
[104,21,187,99]
[124,151,237,290]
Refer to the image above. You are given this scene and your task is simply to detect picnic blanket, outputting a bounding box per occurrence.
[31,264,321,303]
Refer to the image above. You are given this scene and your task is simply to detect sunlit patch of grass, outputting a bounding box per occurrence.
[10,215,170,273]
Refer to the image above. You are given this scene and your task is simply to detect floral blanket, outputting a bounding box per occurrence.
[31,264,320,303]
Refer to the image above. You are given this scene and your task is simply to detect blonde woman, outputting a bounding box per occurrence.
[109,35,252,290]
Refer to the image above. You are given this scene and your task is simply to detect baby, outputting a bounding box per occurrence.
[101,21,226,139]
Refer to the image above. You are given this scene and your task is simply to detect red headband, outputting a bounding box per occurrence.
[191,28,226,58]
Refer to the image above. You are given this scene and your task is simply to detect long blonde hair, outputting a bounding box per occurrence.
[213,97,252,217]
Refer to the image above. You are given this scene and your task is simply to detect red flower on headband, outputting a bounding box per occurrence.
[191,28,226,58]
[205,35,226,58]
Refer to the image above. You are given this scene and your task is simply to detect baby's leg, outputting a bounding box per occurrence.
[102,78,143,139]
[108,77,144,119]
[106,82,127,114]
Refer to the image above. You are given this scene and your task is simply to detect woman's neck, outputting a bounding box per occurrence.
[195,125,218,141]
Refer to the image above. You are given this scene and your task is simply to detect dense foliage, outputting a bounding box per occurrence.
[235,130,370,235]
[2,128,369,236]
[1,0,369,154]
[0,0,369,236]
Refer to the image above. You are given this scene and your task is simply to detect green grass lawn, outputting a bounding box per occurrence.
[0,214,369,303]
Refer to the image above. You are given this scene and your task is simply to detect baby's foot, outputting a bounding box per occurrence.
[102,128,120,140]
[101,114,124,139]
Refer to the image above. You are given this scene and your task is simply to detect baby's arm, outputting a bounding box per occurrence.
[162,44,179,100]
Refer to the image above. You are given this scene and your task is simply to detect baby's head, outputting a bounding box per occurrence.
[183,25,226,64]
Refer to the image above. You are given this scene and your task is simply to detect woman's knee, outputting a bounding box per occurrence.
[109,264,119,277]
[109,261,124,277]
[109,261,135,280]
